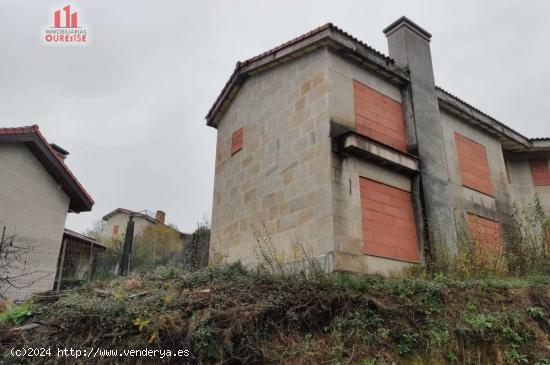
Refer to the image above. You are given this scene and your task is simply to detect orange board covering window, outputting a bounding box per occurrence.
[529,158,550,186]
[359,177,419,262]
[454,132,494,196]
[231,127,243,155]
[353,80,407,153]
[112,225,119,236]
[466,213,502,249]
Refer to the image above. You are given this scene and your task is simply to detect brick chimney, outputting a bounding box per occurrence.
[155,210,166,224]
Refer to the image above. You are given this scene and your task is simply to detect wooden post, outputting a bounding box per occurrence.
[88,240,94,281]
[119,215,135,276]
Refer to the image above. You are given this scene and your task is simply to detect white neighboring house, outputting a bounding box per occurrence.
[102,208,166,239]
[102,208,189,244]
[0,125,94,300]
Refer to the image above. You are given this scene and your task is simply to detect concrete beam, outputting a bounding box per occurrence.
[336,132,420,175]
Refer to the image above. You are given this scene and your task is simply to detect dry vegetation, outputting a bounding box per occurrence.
[0,264,549,364]
[1,199,549,364]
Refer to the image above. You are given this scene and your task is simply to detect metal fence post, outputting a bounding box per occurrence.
[55,238,68,291]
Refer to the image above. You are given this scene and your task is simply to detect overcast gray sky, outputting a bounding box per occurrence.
[1,0,549,234]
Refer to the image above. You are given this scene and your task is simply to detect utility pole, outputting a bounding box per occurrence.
[119,215,135,276]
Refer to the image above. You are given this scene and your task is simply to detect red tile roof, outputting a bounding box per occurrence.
[0,125,94,212]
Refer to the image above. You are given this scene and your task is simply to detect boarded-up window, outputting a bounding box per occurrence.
[112,225,119,236]
[455,132,494,196]
[353,80,407,152]
[231,127,243,156]
[466,213,502,249]
[529,158,550,186]
[359,177,419,262]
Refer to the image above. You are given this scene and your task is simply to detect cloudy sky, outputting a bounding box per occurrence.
[1,0,549,234]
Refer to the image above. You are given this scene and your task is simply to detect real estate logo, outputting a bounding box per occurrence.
[44,5,88,44]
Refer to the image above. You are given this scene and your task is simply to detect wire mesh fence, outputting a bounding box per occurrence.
[1,234,63,301]
[0,223,210,301]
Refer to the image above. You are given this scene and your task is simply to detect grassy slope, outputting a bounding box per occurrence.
[1,264,550,364]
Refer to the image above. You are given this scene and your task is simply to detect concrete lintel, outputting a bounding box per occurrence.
[336,131,420,175]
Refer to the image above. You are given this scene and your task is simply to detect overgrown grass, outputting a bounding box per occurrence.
[426,197,550,280]
[1,200,549,363]
[1,263,549,364]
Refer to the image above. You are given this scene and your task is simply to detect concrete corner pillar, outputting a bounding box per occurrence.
[384,17,457,250]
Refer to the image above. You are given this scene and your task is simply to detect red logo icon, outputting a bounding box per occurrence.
[44,5,88,44]
[53,5,78,28]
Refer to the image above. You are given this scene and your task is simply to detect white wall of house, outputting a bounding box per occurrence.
[0,143,70,300]
[104,213,154,239]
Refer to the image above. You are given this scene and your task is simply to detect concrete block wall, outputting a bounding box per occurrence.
[440,111,513,231]
[210,48,335,267]
[507,154,550,214]
[326,51,417,274]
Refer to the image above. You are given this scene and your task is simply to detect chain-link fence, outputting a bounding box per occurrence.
[93,224,210,278]
[0,223,211,302]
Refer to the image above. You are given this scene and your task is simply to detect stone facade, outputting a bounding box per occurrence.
[207,18,550,274]
[210,49,334,266]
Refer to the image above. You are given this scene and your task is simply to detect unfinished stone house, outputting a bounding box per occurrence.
[206,17,550,274]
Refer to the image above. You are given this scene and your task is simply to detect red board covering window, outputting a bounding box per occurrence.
[353,80,407,153]
[455,132,494,196]
[112,225,119,236]
[466,213,502,250]
[529,159,550,186]
[359,177,419,262]
[231,127,243,155]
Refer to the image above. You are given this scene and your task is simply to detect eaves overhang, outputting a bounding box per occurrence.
[206,23,410,128]
[0,125,94,212]
[436,87,549,153]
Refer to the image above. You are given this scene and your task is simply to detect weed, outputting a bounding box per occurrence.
[527,306,545,320]
[397,333,419,355]
[503,345,529,364]
[464,313,495,339]
[0,301,32,324]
